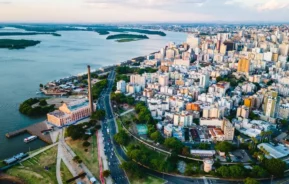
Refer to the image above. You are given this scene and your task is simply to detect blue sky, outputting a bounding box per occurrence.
[0,0,289,23]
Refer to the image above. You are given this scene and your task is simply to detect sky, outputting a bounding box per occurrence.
[0,0,289,23]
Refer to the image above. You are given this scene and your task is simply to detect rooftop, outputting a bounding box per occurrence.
[257,143,289,159]
[68,100,89,111]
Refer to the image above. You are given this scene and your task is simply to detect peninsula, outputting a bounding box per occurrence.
[106,34,149,42]
[0,39,41,49]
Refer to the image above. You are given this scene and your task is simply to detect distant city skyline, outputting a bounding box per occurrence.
[0,0,289,23]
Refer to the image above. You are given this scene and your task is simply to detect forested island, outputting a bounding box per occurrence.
[19,98,55,117]
[106,34,149,42]
[0,39,41,49]
[89,27,166,36]
[0,32,61,37]
[6,25,166,36]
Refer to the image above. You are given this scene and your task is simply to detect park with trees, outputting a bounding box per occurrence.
[19,98,55,116]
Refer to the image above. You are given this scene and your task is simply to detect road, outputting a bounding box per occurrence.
[98,70,129,184]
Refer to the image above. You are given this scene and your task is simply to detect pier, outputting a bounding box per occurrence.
[6,121,53,144]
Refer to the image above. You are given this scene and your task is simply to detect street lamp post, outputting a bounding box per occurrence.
[271,175,273,184]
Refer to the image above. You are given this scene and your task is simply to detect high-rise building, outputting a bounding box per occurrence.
[173,111,193,127]
[237,58,250,73]
[220,43,227,54]
[223,119,235,141]
[236,105,250,119]
[264,91,280,118]
[186,35,200,50]
[159,75,169,86]
[130,74,146,88]
[166,49,175,59]
[116,80,126,93]
[279,43,289,56]
[200,74,210,88]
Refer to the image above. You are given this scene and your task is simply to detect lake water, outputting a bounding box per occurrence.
[0,28,186,159]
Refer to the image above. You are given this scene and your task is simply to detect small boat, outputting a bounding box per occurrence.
[24,135,37,143]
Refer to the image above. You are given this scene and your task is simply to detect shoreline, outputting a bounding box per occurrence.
[39,52,156,93]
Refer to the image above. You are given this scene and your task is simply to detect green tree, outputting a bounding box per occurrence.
[39,99,48,106]
[164,137,184,153]
[215,141,233,153]
[181,146,190,156]
[264,158,286,177]
[229,165,246,178]
[82,141,91,147]
[251,165,268,178]
[217,166,231,178]
[102,170,111,178]
[39,83,43,88]
[91,110,106,121]
[66,125,85,140]
[120,161,144,179]
[150,131,164,143]
[244,178,260,184]
[114,130,130,146]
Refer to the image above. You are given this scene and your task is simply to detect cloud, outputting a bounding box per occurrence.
[84,0,206,9]
[0,1,11,4]
[257,0,289,11]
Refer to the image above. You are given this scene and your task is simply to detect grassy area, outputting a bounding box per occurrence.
[6,146,58,184]
[116,118,124,131]
[60,160,75,184]
[129,175,166,184]
[66,135,99,179]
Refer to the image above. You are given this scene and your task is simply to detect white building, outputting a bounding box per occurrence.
[257,143,289,159]
[200,74,210,88]
[116,80,126,93]
[173,111,193,127]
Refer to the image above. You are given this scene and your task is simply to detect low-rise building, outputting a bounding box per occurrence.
[47,99,95,127]
[257,143,289,159]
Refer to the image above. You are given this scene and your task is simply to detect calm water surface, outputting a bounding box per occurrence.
[0,28,186,159]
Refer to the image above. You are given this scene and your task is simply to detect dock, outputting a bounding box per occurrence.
[6,121,53,144]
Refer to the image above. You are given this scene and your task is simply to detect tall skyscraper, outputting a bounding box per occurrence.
[237,58,250,73]
[264,91,280,118]
[200,74,210,88]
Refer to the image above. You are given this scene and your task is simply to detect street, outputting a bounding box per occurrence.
[98,70,129,184]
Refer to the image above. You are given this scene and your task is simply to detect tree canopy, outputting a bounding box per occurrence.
[114,130,130,146]
[91,110,106,121]
[102,170,111,178]
[217,165,246,178]
[264,158,286,177]
[215,141,233,153]
[19,98,54,116]
[164,137,184,153]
